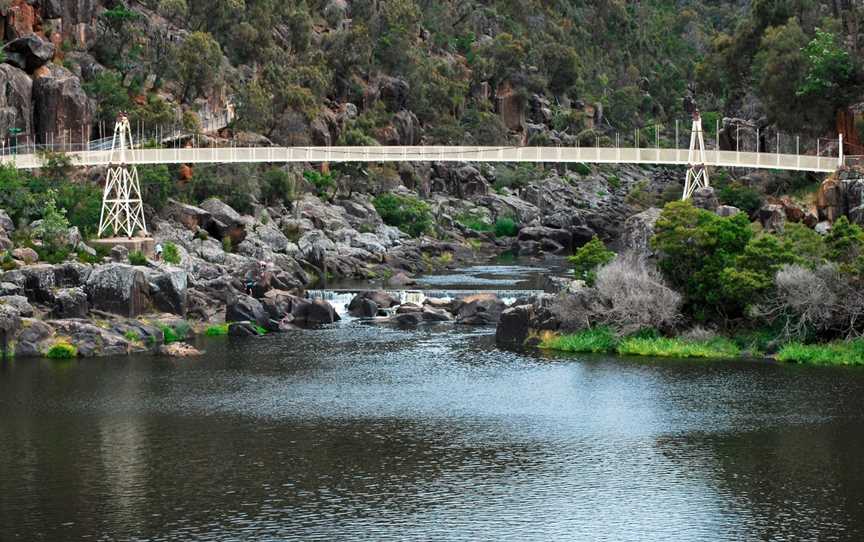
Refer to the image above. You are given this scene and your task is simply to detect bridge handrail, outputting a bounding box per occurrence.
[0,145,841,173]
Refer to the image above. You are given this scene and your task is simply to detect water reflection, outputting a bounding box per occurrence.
[1,324,864,541]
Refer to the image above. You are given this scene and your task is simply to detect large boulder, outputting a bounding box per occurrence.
[163,200,212,231]
[0,64,32,140]
[517,226,572,253]
[2,35,55,73]
[84,264,149,318]
[48,320,131,357]
[145,267,188,316]
[13,318,53,357]
[496,305,533,347]
[758,204,786,233]
[33,64,92,147]
[0,303,21,355]
[455,294,507,326]
[225,293,270,328]
[199,198,248,245]
[293,299,340,326]
[0,295,33,317]
[51,287,89,319]
[691,187,719,212]
[348,296,379,318]
[18,265,57,303]
[621,208,661,254]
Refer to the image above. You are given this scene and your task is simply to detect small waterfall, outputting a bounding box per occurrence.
[306,291,356,317]
[306,289,545,316]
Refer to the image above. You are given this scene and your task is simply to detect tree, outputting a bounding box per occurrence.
[752,18,810,131]
[542,43,580,96]
[170,31,223,102]
[652,201,752,318]
[261,168,295,205]
[568,236,615,286]
[798,30,854,96]
[84,71,132,129]
[373,193,433,237]
[158,0,188,22]
[35,190,71,257]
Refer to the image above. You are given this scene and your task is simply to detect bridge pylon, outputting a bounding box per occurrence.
[98,114,148,238]
[683,110,710,200]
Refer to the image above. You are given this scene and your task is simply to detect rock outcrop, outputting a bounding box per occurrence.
[33,64,92,147]
[85,264,149,318]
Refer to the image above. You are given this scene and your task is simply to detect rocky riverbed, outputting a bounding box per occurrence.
[0,162,683,358]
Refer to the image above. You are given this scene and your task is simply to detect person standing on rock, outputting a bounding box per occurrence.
[154,243,163,263]
[245,260,269,296]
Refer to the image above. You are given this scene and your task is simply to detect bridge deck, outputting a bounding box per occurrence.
[0,146,841,172]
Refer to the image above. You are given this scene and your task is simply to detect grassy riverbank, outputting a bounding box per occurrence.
[541,328,864,366]
[539,328,741,360]
[777,340,864,366]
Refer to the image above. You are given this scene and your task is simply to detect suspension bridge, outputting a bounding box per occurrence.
[0,113,848,239]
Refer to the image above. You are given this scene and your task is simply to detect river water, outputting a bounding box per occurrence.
[2,260,864,541]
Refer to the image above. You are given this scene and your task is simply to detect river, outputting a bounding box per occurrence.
[1,260,863,541]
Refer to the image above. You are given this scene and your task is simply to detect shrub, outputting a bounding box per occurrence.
[494,217,518,238]
[160,322,190,344]
[592,254,682,335]
[573,163,592,176]
[373,193,433,238]
[124,330,141,342]
[777,339,864,366]
[456,211,493,233]
[162,242,181,265]
[539,327,617,353]
[568,236,615,285]
[718,182,762,215]
[46,342,77,359]
[303,170,335,200]
[128,251,148,266]
[205,324,230,337]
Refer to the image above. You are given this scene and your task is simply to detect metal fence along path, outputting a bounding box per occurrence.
[0,145,842,173]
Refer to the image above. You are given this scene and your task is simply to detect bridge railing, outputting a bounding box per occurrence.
[0,145,842,173]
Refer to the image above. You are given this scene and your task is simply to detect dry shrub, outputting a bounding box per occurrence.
[752,264,864,340]
[551,253,682,335]
[592,253,682,335]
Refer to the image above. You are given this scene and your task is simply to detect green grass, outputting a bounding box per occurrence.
[617,337,741,359]
[539,327,617,354]
[46,342,77,359]
[205,324,230,337]
[124,330,141,342]
[777,340,864,366]
[163,242,181,265]
[253,324,268,336]
[494,217,518,238]
[541,329,742,359]
[159,322,190,344]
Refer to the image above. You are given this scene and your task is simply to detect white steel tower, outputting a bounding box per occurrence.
[98,114,148,238]
[683,110,710,200]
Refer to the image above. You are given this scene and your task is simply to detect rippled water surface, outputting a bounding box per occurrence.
[2,314,864,540]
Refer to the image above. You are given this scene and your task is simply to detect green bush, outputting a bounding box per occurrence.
[456,211,492,233]
[46,342,77,359]
[494,217,518,238]
[373,193,433,238]
[540,327,617,354]
[162,242,181,265]
[128,251,148,266]
[777,340,864,366]
[568,236,615,286]
[718,182,762,215]
[159,322,191,344]
[124,330,141,342]
[573,163,592,176]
